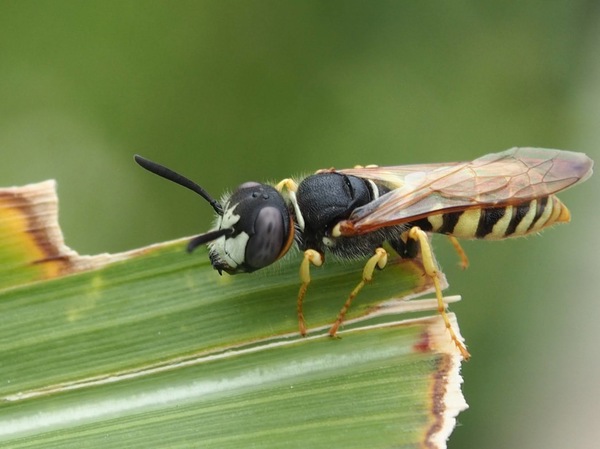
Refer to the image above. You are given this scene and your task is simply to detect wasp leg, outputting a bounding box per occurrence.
[328,247,388,337]
[447,236,469,269]
[297,249,323,336]
[408,227,471,360]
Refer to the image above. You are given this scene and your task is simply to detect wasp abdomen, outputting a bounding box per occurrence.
[415,195,570,240]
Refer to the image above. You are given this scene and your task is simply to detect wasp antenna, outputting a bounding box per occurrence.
[187,228,232,253]
[134,154,224,216]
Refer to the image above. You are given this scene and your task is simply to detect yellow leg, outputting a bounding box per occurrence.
[409,227,471,360]
[328,247,388,337]
[297,249,323,336]
[447,236,469,269]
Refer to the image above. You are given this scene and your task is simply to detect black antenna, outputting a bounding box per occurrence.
[134,155,224,216]
[187,228,233,253]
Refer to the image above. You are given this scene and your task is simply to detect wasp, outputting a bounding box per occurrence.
[135,147,593,359]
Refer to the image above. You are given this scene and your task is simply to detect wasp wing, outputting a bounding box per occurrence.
[334,161,460,189]
[338,147,593,235]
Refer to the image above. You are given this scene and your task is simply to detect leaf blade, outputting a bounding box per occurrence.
[0,180,466,449]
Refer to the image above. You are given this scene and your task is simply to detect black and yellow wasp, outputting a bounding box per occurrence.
[135,147,593,359]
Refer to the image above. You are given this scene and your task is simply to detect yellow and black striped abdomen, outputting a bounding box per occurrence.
[416,195,570,240]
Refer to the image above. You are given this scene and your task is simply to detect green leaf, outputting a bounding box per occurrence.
[0,181,467,448]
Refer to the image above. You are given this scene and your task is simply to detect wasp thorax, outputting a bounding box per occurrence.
[295,173,376,252]
[207,182,292,274]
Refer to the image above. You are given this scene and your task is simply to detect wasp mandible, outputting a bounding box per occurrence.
[135,147,593,359]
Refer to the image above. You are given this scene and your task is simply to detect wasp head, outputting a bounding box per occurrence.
[189,182,294,274]
[134,154,295,276]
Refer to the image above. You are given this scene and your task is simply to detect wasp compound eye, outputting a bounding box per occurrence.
[245,206,286,269]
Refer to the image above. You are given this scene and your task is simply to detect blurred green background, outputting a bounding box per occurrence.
[1,2,599,448]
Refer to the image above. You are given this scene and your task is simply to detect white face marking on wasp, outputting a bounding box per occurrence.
[220,204,239,228]
[208,203,249,269]
[211,233,249,268]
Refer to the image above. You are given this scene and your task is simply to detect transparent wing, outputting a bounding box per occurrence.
[337,147,593,235]
[332,161,461,189]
